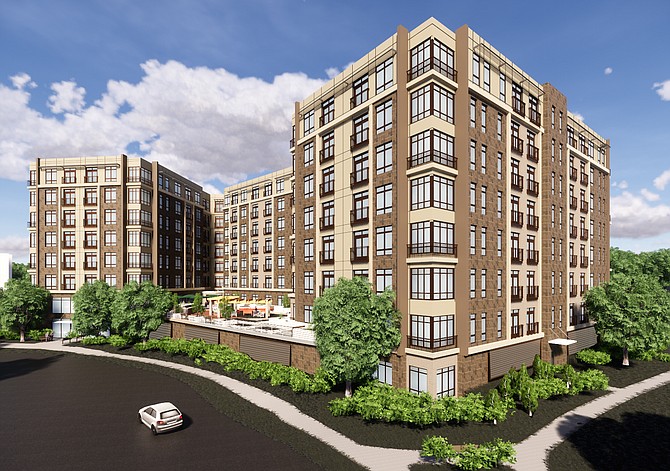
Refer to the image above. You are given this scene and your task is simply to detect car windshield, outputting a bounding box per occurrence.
[160,409,180,419]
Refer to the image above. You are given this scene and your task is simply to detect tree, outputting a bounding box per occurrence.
[110,281,172,342]
[282,293,291,309]
[192,293,204,315]
[313,277,401,397]
[72,280,114,336]
[11,262,29,282]
[584,273,670,366]
[0,278,49,342]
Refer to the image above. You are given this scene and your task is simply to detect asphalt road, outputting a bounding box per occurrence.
[0,348,322,471]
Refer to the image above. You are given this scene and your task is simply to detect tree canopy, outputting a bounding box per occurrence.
[110,281,172,342]
[11,262,29,282]
[192,293,204,314]
[313,277,401,396]
[72,280,115,336]
[0,278,49,342]
[584,272,670,365]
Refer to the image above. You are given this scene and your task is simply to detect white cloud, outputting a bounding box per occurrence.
[604,67,613,76]
[0,235,29,262]
[10,73,36,90]
[654,169,670,190]
[640,188,660,202]
[573,113,584,122]
[0,60,326,185]
[325,67,340,79]
[47,80,86,114]
[611,191,670,238]
[653,80,670,101]
[618,180,629,190]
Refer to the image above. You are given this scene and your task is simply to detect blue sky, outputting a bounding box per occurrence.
[1,0,669,261]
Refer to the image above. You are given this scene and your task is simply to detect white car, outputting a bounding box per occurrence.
[138,402,183,435]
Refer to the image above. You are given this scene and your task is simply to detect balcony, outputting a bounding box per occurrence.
[62,177,76,184]
[230,249,238,256]
[264,246,272,254]
[84,262,97,270]
[62,220,76,228]
[250,229,259,237]
[511,248,524,264]
[83,240,97,249]
[511,210,524,228]
[527,214,539,231]
[251,211,259,219]
[230,233,238,240]
[580,201,589,214]
[529,108,541,126]
[61,263,76,270]
[511,172,524,191]
[570,167,578,181]
[84,198,98,206]
[250,247,259,255]
[263,227,272,235]
[511,286,524,302]
[580,145,589,155]
[569,137,578,148]
[350,169,369,188]
[407,58,457,82]
[570,284,578,297]
[570,225,578,239]
[319,148,334,164]
[406,335,457,352]
[407,242,457,257]
[230,266,238,273]
[61,241,75,249]
[320,250,334,264]
[350,131,369,150]
[289,138,295,148]
[581,284,589,295]
[230,215,238,223]
[581,228,589,240]
[512,97,525,117]
[512,136,524,155]
[527,250,539,265]
[580,173,589,186]
[264,264,272,271]
[527,144,539,163]
[319,182,334,197]
[511,324,524,339]
[263,209,272,217]
[350,207,369,225]
[570,313,589,326]
[60,198,76,206]
[350,247,369,264]
[527,179,539,197]
[570,255,578,268]
[581,256,589,268]
[527,285,539,301]
[570,196,578,210]
[251,266,258,272]
[27,179,36,186]
[408,150,457,171]
[320,216,334,230]
[27,221,36,228]
[527,322,539,335]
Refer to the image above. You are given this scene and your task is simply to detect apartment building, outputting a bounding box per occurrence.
[285,18,610,396]
[27,155,211,318]
[211,168,294,305]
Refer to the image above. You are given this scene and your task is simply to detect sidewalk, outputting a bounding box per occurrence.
[512,368,670,470]
[2,341,421,471]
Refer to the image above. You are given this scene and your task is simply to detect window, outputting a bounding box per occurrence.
[409,366,427,394]
[304,141,314,166]
[45,168,57,184]
[481,103,487,132]
[470,97,476,127]
[410,267,454,299]
[481,312,487,341]
[497,152,503,179]
[105,166,117,182]
[352,114,369,146]
[481,227,487,256]
[104,209,116,225]
[376,184,393,214]
[481,185,487,215]
[45,274,56,290]
[409,221,454,255]
[303,305,313,323]
[45,253,57,268]
[304,238,314,262]
[321,97,334,126]
[63,168,76,184]
[276,178,285,193]
[376,99,392,132]
[45,210,57,226]
[45,232,56,247]
[303,109,314,136]
[376,142,392,174]
[470,140,476,170]
[497,230,503,256]
[304,206,314,230]
[303,174,314,198]
[352,75,369,107]
[410,129,454,168]
[481,269,487,297]
[472,53,480,85]
[470,313,477,343]
[322,132,335,161]
[483,61,490,91]
[104,187,117,203]
[497,191,503,218]
[410,83,454,123]
[304,271,314,294]
[481,144,487,174]
[436,366,456,398]
[375,58,393,93]
[470,183,476,212]
[470,225,476,255]
[104,252,117,268]
[410,175,454,211]
[499,73,506,101]
[352,230,369,261]
[373,361,393,385]
[497,270,503,296]
[376,226,392,256]
[105,231,116,246]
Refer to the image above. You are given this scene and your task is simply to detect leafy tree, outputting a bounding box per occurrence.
[609,247,643,277]
[282,293,291,309]
[11,262,29,282]
[170,293,182,313]
[220,301,234,319]
[191,293,204,315]
[110,281,172,342]
[72,280,114,336]
[313,277,401,397]
[584,273,670,366]
[0,278,49,342]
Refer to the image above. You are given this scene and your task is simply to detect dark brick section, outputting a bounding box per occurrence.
[290,343,320,375]
[458,351,488,394]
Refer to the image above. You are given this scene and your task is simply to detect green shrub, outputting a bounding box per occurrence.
[534,377,570,399]
[27,329,43,341]
[81,336,109,345]
[576,349,611,365]
[573,369,609,391]
[421,436,516,470]
[532,354,554,380]
[108,335,129,347]
[0,328,20,340]
[421,436,457,464]
[655,352,670,362]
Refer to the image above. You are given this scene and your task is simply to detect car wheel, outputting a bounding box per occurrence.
[151,425,157,435]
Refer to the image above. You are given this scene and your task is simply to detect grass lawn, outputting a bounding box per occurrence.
[546,382,670,470]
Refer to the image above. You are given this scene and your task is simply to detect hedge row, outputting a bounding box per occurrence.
[421,436,516,470]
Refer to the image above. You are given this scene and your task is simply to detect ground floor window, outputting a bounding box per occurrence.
[436,365,456,397]
[52,297,72,315]
[373,361,392,385]
[409,365,427,394]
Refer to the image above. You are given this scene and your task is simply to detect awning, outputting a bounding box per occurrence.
[548,338,577,346]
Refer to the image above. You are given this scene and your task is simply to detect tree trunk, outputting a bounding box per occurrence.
[19,326,25,343]
[345,381,352,397]
[622,347,630,366]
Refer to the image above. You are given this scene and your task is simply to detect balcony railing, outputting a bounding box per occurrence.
[511,324,524,338]
[569,137,578,148]
[570,167,578,181]
[289,138,295,148]
[511,286,524,302]
[527,144,539,162]
[263,227,272,235]
[83,198,97,206]
[407,58,457,82]
[350,131,369,150]
[580,173,589,186]
[264,246,272,254]
[27,221,36,228]
[512,136,524,155]
[511,172,524,191]
[527,322,539,335]
[27,179,36,186]
[527,214,539,231]
[407,335,457,352]
[407,242,457,257]
[581,256,589,268]
[529,108,541,126]
[350,208,369,225]
[230,249,238,256]
[527,250,539,265]
[320,216,334,230]
[581,229,589,240]
[350,247,369,263]
[320,148,334,164]
[570,196,578,210]
[570,284,578,297]
[251,266,258,272]
[570,313,589,326]
[511,210,524,228]
[580,201,589,214]
[512,97,525,117]
[62,177,76,184]
[408,151,457,171]
[250,247,258,255]
[251,211,258,219]
[319,182,334,197]
[320,250,334,264]
[570,225,578,239]
[250,229,259,237]
[511,248,524,264]
[350,169,369,188]
[264,264,272,271]
[581,284,589,295]
[61,262,76,270]
[83,240,97,249]
[61,241,75,249]
[570,255,578,267]
[84,262,97,270]
[527,285,539,300]
[581,145,589,155]
[527,179,539,197]
[61,198,76,206]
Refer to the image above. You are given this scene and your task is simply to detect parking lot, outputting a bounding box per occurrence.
[0,348,324,470]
